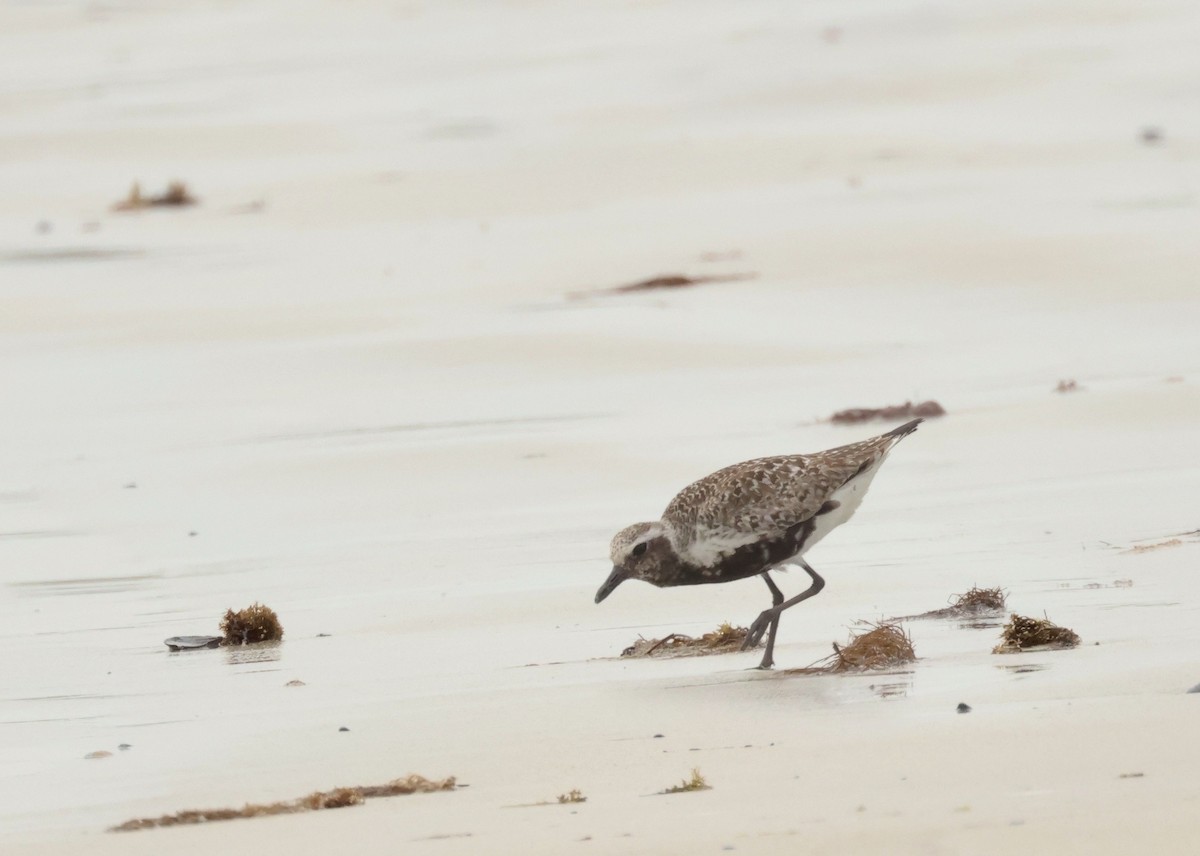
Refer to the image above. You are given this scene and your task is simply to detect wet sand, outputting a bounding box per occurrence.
[3,1,1200,853]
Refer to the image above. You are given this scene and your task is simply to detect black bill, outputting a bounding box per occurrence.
[594,566,628,604]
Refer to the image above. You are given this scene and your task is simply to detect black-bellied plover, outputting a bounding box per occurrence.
[595,418,922,668]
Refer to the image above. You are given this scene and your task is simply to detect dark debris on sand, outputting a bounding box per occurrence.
[113,181,197,211]
[993,613,1080,653]
[572,271,758,298]
[830,400,945,425]
[111,775,455,831]
[621,622,749,658]
[610,272,756,293]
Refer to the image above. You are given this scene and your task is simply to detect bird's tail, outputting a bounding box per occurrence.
[883,418,923,441]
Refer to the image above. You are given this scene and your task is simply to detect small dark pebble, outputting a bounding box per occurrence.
[188,531,197,537]
[1186,683,1200,694]
[1119,772,1145,779]
[1140,126,1163,145]
[653,734,664,738]
[123,482,137,489]
[338,726,350,732]
[118,743,132,751]
[316,633,332,638]
[957,703,972,714]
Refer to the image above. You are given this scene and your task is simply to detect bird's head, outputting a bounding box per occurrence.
[595,521,673,603]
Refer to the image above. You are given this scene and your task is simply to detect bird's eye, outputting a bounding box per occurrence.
[631,542,648,557]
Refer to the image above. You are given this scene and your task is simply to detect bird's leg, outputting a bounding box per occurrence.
[753,572,786,669]
[742,559,827,667]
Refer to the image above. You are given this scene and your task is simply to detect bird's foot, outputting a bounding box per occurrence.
[741,608,777,651]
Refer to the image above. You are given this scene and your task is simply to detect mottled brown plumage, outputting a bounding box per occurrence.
[596,418,922,668]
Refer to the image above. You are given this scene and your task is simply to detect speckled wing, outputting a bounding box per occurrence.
[662,434,898,566]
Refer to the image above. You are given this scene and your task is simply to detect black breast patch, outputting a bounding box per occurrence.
[671,518,817,587]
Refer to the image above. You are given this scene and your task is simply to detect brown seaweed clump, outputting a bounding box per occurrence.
[111,775,455,831]
[220,603,284,645]
[357,775,457,798]
[828,622,916,671]
[621,622,749,658]
[909,586,1007,620]
[505,788,588,809]
[830,400,945,425]
[113,181,197,211]
[993,614,1080,653]
[783,622,917,675]
[660,768,710,794]
[1121,530,1198,554]
[951,586,1007,613]
[1123,538,1183,554]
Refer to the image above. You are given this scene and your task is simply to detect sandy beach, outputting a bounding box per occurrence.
[3,0,1200,853]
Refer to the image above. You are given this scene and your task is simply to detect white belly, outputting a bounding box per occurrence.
[800,454,887,554]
